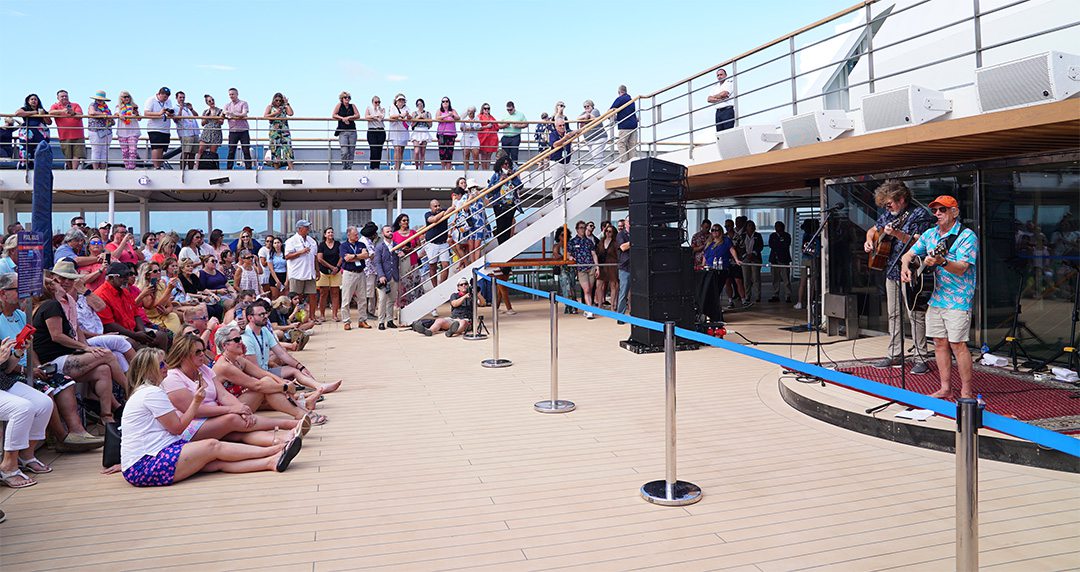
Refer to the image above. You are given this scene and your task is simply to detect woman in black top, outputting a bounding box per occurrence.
[33,271,125,423]
[333,91,360,170]
[316,227,342,323]
[178,259,224,320]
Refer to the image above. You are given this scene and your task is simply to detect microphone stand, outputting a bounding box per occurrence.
[866,234,916,415]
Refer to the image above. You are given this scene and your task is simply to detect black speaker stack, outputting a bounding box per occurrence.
[621,158,699,354]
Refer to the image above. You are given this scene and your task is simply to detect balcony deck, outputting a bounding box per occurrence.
[1,299,1078,571]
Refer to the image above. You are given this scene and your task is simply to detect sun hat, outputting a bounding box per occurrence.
[49,260,83,280]
[91,90,110,102]
[98,220,111,229]
[466,178,480,190]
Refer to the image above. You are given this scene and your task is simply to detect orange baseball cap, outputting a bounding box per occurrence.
[928,195,958,209]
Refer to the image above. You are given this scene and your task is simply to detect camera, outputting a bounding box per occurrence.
[378,282,391,293]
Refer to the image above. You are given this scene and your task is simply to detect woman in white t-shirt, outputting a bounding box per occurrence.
[118,348,302,487]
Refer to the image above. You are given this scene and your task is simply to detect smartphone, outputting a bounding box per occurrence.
[14,324,35,348]
[104,251,112,264]
[39,362,58,376]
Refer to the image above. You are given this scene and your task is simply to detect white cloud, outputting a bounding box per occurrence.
[196,64,237,71]
[386,74,408,82]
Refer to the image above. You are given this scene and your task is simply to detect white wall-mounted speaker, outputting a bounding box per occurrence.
[715,125,784,159]
[780,110,854,148]
[976,51,1080,113]
[861,85,952,133]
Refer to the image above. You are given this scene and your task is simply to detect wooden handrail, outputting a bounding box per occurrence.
[642,0,878,98]
[389,96,640,253]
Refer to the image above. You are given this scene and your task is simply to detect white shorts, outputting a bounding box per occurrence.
[424,241,451,263]
[925,306,971,343]
[410,129,432,144]
[461,134,479,149]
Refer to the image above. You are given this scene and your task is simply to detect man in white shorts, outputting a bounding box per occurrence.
[423,199,453,289]
[901,195,978,399]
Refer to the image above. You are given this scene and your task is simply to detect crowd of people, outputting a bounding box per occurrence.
[1,85,641,172]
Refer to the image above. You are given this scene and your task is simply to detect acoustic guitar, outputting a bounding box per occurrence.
[904,234,957,313]
[868,209,912,271]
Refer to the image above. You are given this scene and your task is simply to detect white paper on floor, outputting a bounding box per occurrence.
[895,408,935,421]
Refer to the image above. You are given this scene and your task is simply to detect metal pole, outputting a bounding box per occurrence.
[687,80,694,160]
[481,272,512,368]
[107,189,115,227]
[641,322,702,506]
[463,268,487,341]
[535,291,575,413]
[956,397,982,571]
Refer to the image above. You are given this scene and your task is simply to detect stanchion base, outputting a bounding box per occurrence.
[640,480,702,506]
[534,399,576,413]
[481,358,513,368]
[462,333,488,341]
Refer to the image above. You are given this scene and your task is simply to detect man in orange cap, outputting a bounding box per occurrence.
[900,195,979,399]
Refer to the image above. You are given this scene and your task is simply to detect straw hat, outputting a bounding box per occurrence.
[49,259,82,280]
[466,178,480,190]
[91,90,110,101]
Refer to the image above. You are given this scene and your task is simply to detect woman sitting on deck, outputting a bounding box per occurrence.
[119,348,302,487]
[212,324,324,424]
[161,335,299,446]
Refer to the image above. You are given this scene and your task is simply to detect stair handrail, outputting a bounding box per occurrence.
[389,96,640,254]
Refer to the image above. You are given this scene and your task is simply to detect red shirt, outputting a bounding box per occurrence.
[94,282,137,331]
[49,102,85,140]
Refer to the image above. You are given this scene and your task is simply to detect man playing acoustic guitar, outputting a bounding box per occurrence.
[863,180,935,372]
[900,195,979,399]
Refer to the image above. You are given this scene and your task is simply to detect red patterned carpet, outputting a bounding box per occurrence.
[840,360,1080,424]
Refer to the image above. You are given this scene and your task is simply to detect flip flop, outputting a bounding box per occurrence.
[307,412,328,426]
[276,435,303,473]
[0,469,37,489]
[18,457,52,474]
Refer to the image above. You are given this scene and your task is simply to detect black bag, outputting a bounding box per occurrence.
[198,151,219,170]
[102,421,121,468]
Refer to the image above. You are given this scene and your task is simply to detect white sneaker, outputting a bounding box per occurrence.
[505,309,517,315]
[584,311,595,319]
[793,303,804,310]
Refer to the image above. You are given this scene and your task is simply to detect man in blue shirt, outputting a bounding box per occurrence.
[610,85,637,163]
[242,301,341,405]
[901,195,978,399]
[863,180,936,372]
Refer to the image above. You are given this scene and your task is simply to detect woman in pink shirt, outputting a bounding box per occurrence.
[435,97,459,170]
[161,336,300,446]
[105,224,143,265]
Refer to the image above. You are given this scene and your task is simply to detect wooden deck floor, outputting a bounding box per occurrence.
[2,299,1078,571]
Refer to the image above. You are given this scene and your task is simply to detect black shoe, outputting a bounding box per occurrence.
[378,323,386,330]
[386,320,397,329]
[617,321,625,325]
[446,322,461,337]
[910,361,930,374]
[276,435,303,473]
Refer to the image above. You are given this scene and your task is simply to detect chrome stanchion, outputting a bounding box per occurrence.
[535,291,575,413]
[462,268,486,341]
[641,321,702,506]
[481,273,512,368]
[956,397,983,571]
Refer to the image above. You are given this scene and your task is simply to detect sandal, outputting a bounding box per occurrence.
[1,469,37,489]
[306,412,328,426]
[297,332,310,352]
[18,457,52,474]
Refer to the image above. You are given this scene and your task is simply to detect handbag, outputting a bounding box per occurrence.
[102,420,122,468]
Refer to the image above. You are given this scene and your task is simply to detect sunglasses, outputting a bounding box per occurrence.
[342,96,351,100]
[482,106,490,110]
[441,99,449,103]
[242,255,254,259]
[226,336,243,344]
[149,269,161,273]
[931,207,951,213]
[158,361,167,370]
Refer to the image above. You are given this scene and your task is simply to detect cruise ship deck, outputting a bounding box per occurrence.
[2,302,1077,571]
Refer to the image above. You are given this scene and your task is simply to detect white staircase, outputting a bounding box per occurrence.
[399,174,617,324]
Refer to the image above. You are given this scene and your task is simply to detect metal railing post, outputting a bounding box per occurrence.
[789,37,799,115]
[686,80,694,159]
[641,322,702,506]
[481,273,512,368]
[535,291,575,413]
[463,267,486,341]
[956,397,983,571]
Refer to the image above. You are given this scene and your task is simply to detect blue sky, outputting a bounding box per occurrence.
[3,0,852,235]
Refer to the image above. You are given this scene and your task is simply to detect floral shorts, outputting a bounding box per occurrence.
[123,440,187,487]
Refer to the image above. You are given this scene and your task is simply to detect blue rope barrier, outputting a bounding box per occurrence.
[480,273,1080,458]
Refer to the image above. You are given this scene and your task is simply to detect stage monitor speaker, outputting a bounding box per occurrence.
[630,294,696,347]
[630,256,693,298]
[629,225,686,247]
[780,110,854,147]
[629,157,688,183]
[628,180,686,204]
[976,51,1080,113]
[861,85,952,132]
[715,125,784,159]
[629,203,686,226]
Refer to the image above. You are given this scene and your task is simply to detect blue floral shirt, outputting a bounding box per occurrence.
[568,235,596,270]
[875,205,935,281]
[911,221,978,311]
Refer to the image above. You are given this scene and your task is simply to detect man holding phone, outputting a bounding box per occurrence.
[144,87,176,169]
[95,263,167,351]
